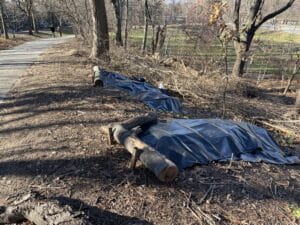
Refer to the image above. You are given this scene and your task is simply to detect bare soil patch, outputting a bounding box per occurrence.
[0,38,299,225]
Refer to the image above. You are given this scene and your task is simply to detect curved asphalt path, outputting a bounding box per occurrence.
[0,36,72,102]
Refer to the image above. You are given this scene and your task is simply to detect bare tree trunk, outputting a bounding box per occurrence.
[142,18,148,52]
[151,24,157,54]
[232,31,254,77]
[142,0,149,52]
[158,24,167,51]
[89,0,110,59]
[283,54,299,95]
[295,89,300,114]
[232,41,247,77]
[31,11,38,34]
[124,0,129,49]
[283,74,296,95]
[27,13,33,35]
[26,0,34,36]
[111,0,123,46]
[231,0,295,77]
[58,17,63,37]
[151,25,167,55]
[0,0,9,39]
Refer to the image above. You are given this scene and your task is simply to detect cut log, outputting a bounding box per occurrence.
[123,134,179,182]
[0,192,91,225]
[114,112,158,131]
[101,112,158,145]
[102,113,179,182]
[92,66,104,87]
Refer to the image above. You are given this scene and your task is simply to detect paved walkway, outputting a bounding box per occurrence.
[0,36,71,101]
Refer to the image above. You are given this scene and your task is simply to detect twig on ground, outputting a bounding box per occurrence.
[198,184,214,205]
[181,189,216,225]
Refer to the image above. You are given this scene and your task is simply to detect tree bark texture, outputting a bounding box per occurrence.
[111,0,123,46]
[89,0,110,59]
[27,14,33,35]
[142,0,149,52]
[124,0,129,49]
[31,11,38,34]
[295,89,300,114]
[231,0,295,77]
[0,0,9,39]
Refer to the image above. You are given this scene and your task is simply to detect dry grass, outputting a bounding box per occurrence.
[0,38,299,224]
[0,34,38,50]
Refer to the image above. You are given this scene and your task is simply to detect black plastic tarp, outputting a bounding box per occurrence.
[100,70,182,113]
[139,119,299,170]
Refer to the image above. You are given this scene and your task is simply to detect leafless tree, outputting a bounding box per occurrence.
[89,0,110,59]
[111,0,124,46]
[14,0,34,35]
[31,2,38,34]
[231,0,295,77]
[124,0,129,49]
[283,53,299,95]
[142,0,149,52]
[295,89,300,115]
[141,0,164,53]
[0,0,9,39]
[45,0,92,40]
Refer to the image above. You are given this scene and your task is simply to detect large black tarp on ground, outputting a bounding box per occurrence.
[139,119,299,170]
[100,70,182,113]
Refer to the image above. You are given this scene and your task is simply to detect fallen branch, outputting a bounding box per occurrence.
[198,185,215,205]
[255,119,297,137]
[253,117,300,124]
[101,113,179,182]
[268,119,300,123]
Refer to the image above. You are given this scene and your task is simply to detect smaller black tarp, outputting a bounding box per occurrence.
[139,119,299,170]
[100,70,182,113]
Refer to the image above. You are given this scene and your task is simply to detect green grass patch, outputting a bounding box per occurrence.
[256,31,300,44]
[124,27,299,75]
[290,204,300,219]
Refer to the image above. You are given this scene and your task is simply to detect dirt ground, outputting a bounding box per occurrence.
[0,35,37,50]
[0,32,55,50]
[0,38,299,225]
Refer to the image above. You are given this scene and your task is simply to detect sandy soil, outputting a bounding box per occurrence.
[0,38,299,225]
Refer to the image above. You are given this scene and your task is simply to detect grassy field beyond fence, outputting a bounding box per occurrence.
[125,27,300,77]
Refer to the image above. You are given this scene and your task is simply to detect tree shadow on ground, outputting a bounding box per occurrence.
[1,85,146,115]
[0,84,147,134]
[0,151,299,206]
[54,195,153,225]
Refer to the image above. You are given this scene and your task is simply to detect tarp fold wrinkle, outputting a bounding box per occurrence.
[100,70,182,113]
[138,119,299,170]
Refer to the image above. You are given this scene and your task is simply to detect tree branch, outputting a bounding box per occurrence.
[233,0,241,31]
[15,0,27,14]
[249,0,264,22]
[255,0,295,30]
